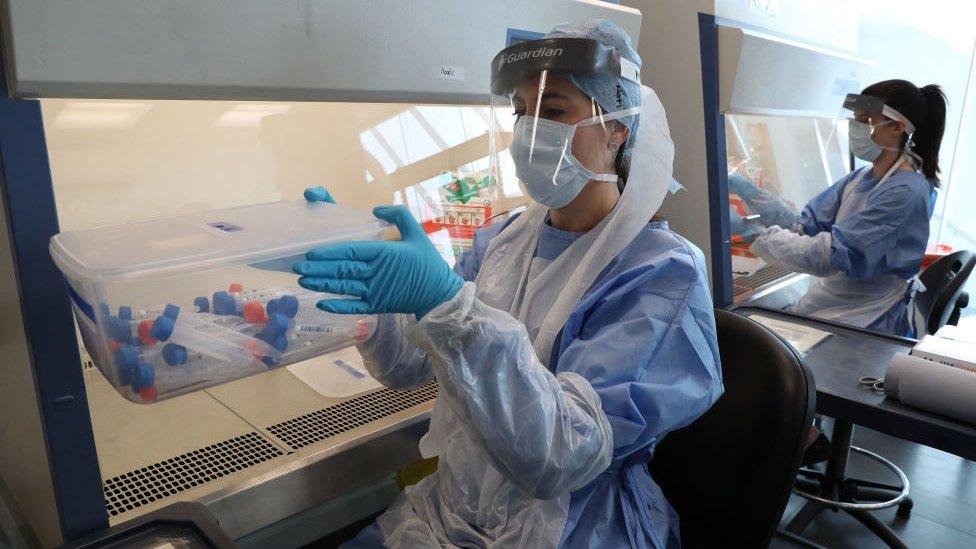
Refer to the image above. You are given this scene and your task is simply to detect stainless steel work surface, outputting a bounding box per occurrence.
[84,354,436,533]
[734,266,810,307]
[85,365,268,480]
[204,366,345,429]
[201,409,432,539]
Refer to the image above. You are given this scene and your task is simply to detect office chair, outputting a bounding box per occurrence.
[914,250,975,335]
[649,309,816,548]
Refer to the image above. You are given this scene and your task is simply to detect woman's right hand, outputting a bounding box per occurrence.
[304,186,336,204]
[729,208,762,243]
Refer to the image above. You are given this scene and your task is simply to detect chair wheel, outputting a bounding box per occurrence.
[897,499,913,519]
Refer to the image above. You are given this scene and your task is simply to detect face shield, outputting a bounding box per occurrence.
[488,37,642,209]
[477,42,676,359]
[842,93,915,133]
[841,93,918,164]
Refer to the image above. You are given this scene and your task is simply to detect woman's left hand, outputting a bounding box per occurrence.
[293,206,464,319]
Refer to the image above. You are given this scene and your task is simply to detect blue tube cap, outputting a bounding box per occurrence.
[163,304,181,319]
[114,347,139,385]
[150,316,176,341]
[114,346,139,370]
[277,295,300,318]
[266,313,291,336]
[162,343,188,366]
[262,356,280,368]
[273,335,288,352]
[213,291,239,316]
[118,306,133,320]
[132,362,155,390]
[108,317,133,344]
[117,366,134,386]
[257,329,289,352]
[194,296,210,313]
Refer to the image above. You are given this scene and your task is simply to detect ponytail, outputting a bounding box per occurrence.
[913,85,947,183]
[860,79,948,185]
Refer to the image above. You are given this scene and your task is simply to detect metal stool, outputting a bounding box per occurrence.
[785,419,912,549]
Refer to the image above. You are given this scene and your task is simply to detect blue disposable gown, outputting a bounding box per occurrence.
[344,218,724,548]
[801,169,932,334]
[749,168,934,335]
[797,169,934,280]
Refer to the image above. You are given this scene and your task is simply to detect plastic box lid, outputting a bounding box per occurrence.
[50,201,389,281]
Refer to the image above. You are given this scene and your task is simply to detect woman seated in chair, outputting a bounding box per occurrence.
[735,79,947,337]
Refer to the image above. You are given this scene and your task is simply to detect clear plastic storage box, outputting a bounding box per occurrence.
[50,200,388,403]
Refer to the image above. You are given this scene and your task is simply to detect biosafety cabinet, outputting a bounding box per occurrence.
[0,1,640,545]
[625,0,871,309]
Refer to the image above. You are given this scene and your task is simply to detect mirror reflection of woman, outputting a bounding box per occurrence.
[742,80,947,336]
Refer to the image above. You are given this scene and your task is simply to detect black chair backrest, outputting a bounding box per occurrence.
[649,309,815,548]
[915,251,976,335]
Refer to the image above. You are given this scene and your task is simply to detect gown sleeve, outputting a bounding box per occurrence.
[406,237,723,498]
[356,218,510,389]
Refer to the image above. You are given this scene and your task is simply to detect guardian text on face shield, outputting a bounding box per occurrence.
[497,46,564,70]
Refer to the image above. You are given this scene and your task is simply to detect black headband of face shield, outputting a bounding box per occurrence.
[843,93,887,116]
[843,93,915,133]
[490,37,639,96]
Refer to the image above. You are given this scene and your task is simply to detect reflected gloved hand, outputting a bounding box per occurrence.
[293,206,464,319]
[730,208,762,243]
[304,186,336,204]
[728,172,762,200]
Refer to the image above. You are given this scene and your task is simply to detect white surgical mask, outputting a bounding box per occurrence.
[510,107,640,209]
[849,119,896,163]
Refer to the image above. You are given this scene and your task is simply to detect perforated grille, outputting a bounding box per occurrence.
[267,381,438,450]
[102,432,284,517]
[734,265,794,296]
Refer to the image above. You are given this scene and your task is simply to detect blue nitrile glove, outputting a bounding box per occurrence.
[304,186,336,204]
[293,205,464,319]
[730,208,761,243]
[728,173,798,229]
[728,172,761,200]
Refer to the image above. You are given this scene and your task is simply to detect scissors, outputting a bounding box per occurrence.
[858,376,885,392]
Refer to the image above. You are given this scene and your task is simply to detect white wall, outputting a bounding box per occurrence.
[855,0,976,244]
[940,54,976,250]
